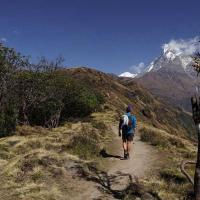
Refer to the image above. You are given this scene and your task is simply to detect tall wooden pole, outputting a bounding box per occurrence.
[194,123,200,200]
[191,97,200,199]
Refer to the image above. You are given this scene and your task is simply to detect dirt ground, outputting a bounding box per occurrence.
[71,126,162,200]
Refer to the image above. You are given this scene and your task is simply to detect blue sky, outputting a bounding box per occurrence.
[0,0,200,74]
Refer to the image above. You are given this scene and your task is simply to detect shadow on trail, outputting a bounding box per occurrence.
[99,149,123,160]
[75,164,161,200]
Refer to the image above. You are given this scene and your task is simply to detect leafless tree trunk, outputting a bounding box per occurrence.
[194,124,200,200]
[21,101,29,125]
[181,160,195,186]
[44,109,62,128]
[181,97,200,199]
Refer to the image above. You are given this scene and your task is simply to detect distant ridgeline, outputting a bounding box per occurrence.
[0,44,104,136]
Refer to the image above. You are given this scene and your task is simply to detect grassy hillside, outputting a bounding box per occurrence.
[0,111,116,200]
[139,123,196,199]
[0,66,197,199]
[64,67,195,139]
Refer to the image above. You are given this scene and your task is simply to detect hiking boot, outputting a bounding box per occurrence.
[124,152,128,160]
[124,153,130,160]
[127,153,130,160]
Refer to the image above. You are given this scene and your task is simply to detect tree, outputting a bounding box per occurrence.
[15,58,66,127]
[181,52,200,200]
[0,44,104,133]
[0,43,28,135]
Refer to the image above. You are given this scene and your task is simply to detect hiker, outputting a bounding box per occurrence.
[119,105,137,159]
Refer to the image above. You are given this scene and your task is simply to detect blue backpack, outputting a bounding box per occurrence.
[121,113,135,134]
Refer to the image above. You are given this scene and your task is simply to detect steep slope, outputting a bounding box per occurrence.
[63,67,195,138]
[120,38,199,111]
[136,44,197,111]
[137,66,196,111]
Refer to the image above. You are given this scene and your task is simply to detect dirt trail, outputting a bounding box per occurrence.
[73,126,162,200]
[108,126,161,177]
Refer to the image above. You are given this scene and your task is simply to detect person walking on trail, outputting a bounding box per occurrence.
[119,105,137,160]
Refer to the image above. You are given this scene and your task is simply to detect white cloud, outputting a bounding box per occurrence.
[129,62,146,74]
[0,38,7,43]
[162,37,200,56]
[162,37,200,67]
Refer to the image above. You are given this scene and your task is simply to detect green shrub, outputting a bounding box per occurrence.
[61,82,103,119]
[0,44,105,132]
[0,100,17,137]
[31,167,44,181]
[27,98,62,126]
[91,121,107,130]
[17,70,104,127]
[0,44,25,136]
[67,135,100,160]
[140,127,186,149]
[140,127,170,148]
[168,137,185,148]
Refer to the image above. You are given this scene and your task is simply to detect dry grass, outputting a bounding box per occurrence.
[139,124,196,199]
[0,111,115,200]
[139,124,195,151]
[0,108,196,199]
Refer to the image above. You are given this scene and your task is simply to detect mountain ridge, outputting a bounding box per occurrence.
[119,39,199,111]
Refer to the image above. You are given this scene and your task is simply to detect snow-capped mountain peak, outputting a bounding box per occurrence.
[119,72,137,78]
[145,37,200,74]
[146,61,155,72]
[145,50,193,74]
[119,37,200,78]
[164,49,177,60]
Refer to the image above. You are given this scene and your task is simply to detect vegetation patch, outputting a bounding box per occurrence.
[0,44,105,135]
[91,121,107,130]
[140,124,196,199]
[67,135,100,160]
[160,168,187,184]
[140,126,186,149]
[140,127,170,148]
[30,166,45,182]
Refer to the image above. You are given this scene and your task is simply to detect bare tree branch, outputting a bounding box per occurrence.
[181,160,196,185]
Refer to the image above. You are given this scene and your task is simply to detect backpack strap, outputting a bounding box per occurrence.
[130,115,136,129]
